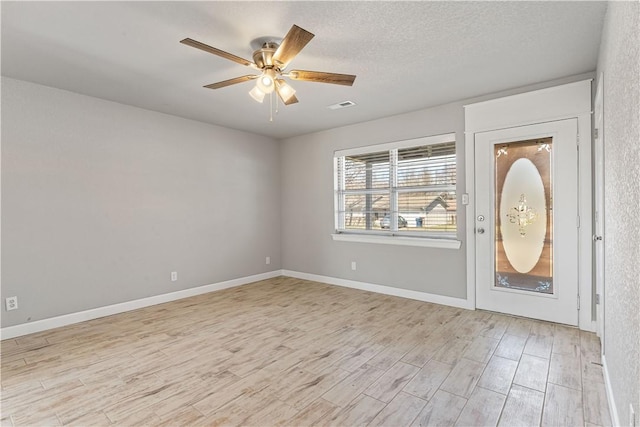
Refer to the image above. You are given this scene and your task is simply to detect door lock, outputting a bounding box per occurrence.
[477,215,485,222]
[477,227,485,234]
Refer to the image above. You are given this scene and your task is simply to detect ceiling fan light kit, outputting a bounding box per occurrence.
[180,24,356,120]
[256,68,276,94]
[275,79,296,104]
[248,86,266,103]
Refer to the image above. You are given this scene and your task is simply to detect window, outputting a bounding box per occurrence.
[334,133,457,241]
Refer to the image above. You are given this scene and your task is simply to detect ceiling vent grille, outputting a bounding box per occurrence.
[328,100,356,110]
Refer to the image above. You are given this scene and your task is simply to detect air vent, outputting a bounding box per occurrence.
[328,100,356,110]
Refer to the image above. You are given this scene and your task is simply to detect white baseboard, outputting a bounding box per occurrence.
[3,269,597,341]
[282,270,474,310]
[0,270,283,340]
[602,354,620,427]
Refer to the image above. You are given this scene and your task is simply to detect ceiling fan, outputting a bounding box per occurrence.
[180,24,356,107]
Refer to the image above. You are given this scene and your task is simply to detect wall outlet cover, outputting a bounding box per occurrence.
[5,296,18,311]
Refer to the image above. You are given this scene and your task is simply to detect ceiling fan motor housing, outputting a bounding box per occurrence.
[253,42,280,69]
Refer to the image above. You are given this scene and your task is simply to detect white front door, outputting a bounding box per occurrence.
[474,119,579,326]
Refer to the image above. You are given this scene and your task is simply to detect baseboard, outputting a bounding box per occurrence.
[282,270,473,310]
[602,354,620,427]
[0,270,283,340]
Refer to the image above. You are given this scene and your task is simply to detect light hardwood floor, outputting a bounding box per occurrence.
[1,277,611,426]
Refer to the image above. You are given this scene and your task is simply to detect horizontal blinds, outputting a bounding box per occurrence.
[397,142,456,188]
[341,151,390,190]
[344,194,390,214]
[335,138,456,234]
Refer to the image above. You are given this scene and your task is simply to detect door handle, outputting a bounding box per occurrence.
[477,228,485,234]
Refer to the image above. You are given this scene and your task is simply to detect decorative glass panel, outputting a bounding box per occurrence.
[494,138,553,294]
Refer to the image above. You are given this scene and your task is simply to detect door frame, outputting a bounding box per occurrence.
[464,80,595,331]
[594,73,605,347]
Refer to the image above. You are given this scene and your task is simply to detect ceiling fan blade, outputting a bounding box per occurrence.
[276,87,299,105]
[181,38,257,68]
[204,75,256,90]
[288,70,356,86]
[272,25,314,69]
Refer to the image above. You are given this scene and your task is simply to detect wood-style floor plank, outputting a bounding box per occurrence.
[368,391,426,427]
[479,314,510,339]
[523,334,553,359]
[455,386,506,427]
[321,363,385,407]
[462,335,500,364]
[439,358,485,398]
[284,398,337,426]
[498,384,545,426]
[541,382,584,426]
[363,361,419,403]
[0,277,611,427]
[548,352,582,390]
[505,317,534,337]
[494,333,528,361]
[513,353,550,393]
[326,394,385,426]
[401,333,447,367]
[411,390,467,427]
[432,338,472,365]
[553,325,581,356]
[403,359,453,401]
[476,355,519,395]
[583,380,613,426]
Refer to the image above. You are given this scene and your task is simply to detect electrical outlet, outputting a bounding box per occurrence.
[5,296,18,311]
[631,404,636,427]
[171,271,178,282]
[351,261,357,271]
[266,256,271,265]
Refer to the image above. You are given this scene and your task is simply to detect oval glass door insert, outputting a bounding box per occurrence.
[494,138,553,294]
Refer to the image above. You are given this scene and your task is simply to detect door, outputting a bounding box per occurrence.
[475,119,579,325]
[594,75,605,347]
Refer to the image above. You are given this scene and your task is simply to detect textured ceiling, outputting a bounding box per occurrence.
[1,1,607,139]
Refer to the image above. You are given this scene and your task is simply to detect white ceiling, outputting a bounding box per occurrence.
[1,1,607,139]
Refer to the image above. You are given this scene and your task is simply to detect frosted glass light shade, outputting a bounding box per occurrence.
[249,86,266,103]
[275,79,296,102]
[256,69,276,94]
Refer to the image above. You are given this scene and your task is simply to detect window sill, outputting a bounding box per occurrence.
[331,233,462,249]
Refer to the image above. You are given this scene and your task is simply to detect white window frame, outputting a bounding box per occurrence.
[332,133,461,249]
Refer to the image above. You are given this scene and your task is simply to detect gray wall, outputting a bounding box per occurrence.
[281,103,466,297]
[596,1,640,424]
[280,73,594,299]
[1,77,282,328]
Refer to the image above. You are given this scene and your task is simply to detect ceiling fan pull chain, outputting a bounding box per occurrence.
[269,92,274,122]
